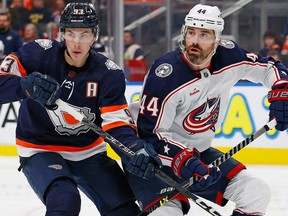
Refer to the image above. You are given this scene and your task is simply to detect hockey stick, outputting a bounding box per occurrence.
[141,119,277,215]
[54,99,223,216]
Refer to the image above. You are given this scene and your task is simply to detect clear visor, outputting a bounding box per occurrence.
[185,27,216,45]
[63,31,96,43]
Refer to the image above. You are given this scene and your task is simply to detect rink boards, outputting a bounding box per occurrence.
[0,82,287,164]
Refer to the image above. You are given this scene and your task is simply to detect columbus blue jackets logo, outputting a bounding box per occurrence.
[183,97,220,133]
[35,39,53,50]
[155,63,173,77]
[220,40,235,49]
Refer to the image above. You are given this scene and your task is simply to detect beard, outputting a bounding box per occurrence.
[0,26,7,33]
[185,43,215,65]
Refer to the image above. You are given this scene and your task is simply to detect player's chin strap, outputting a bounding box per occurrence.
[53,99,224,216]
[140,118,277,215]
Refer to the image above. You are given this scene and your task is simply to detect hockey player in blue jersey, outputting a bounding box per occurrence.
[125,4,288,216]
[0,2,170,216]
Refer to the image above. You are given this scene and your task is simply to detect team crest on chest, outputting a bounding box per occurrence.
[47,103,95,135]
[105,59,121,70]
[155,63,173,77]
[183,97,220,133]
[35,39,53,50]
[220,40,235,49]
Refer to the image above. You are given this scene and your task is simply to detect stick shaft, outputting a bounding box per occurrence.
[142,119,276,214]
[55,99,223,216]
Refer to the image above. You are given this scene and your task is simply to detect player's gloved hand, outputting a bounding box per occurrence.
[123,140,162,179]
[172,148,222,191]
[268,79,288,131]
[20,72,61,109]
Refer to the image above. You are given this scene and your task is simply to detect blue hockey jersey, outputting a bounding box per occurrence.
[0,39,138,160]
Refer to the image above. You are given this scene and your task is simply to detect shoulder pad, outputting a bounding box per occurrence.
[219,39,235,49]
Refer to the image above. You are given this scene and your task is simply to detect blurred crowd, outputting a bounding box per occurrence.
[0,0,68,43]
[258,27,288,67]
[1,0,288,81]
[0,0,69,58]
[0,0,148,81]
[0,0,150,81]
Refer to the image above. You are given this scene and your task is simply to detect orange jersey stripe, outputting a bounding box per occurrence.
[100,104,129,113]
[102,121,131,131]
[16,137,105,152]
[9,54,28,76]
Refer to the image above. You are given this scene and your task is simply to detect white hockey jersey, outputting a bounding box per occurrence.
[135,40,287,166]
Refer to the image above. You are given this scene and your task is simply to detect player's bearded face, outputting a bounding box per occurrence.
[184,28,216,65]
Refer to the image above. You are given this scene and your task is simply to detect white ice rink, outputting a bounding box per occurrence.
[1,156,288,216]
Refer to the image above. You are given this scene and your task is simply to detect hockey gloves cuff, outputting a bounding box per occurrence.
[123,140,162,179]
[172,148,222,191]
[268,80,288,131]
[20,72,61,109]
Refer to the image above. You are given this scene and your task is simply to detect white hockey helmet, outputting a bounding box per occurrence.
[180,4,224,51]
[0,40,4,52]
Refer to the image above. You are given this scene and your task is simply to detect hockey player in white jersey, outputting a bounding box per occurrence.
[124,4,288,216]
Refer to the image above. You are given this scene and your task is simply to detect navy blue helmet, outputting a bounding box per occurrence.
[59,3,99,38]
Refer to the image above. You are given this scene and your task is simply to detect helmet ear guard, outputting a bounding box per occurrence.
[179,25,186,52]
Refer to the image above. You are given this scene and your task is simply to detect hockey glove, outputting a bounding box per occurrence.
[20,72,61,109]
[172,148,222,191]
[268,80,288,131]
[123,140,162,179]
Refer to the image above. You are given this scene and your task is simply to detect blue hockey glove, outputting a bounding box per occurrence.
[172,148,222,191]
[123,140,162,179]
[268,80,288,131]
[20,72,61,109]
